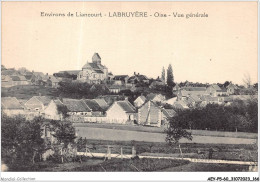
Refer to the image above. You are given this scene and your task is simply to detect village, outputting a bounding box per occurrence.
[1,53,258,172]
[1,53,257,128]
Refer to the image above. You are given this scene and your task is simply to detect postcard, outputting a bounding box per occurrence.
[1,1,258,181]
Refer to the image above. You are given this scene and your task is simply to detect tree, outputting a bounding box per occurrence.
[165,116,192,159]
[52,121,76,148]
[57,105,69,119]
[166,64,174,87]
[243,73,252,88]
[1,115,46,165]
[161,67,166,83]
[223,81,231,88]
[18,67,30,75]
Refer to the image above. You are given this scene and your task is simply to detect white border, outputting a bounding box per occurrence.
[0,0,259,181]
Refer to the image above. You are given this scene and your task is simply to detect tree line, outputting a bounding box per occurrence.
[169,99,258,133]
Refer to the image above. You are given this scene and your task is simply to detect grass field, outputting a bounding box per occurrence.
[75,126,257,145]
[73,123,258,139]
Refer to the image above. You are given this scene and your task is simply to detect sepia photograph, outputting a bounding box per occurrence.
[1,1,259,181]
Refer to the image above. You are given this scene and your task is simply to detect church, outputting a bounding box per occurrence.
[77,53,108,84]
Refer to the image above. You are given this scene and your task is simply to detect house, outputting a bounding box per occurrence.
[106,100,136,124]
[203,95,222,104]
[134,95,146,108]
[226,83,238,95]
[107,72,114,82]
[94,98,110,111]
[44,99,64,120]
[138,100,165,127]
[1,97,25,116]
[10,75,30,86]
[82,99,103,116]
[173,100,189,109]
[77,53,108,84]
[1,75,13,87]
[107,85,126,94]
[186,94,202,108]
[1,68,19,76]
[149,79,165,89]
[113,75,129,85]
[97,95,122,106]
[172,84,180,92]
[47,75,60,88]
[146,93,166,103]
[24,96,52,113]
[62,99,91,116]
[216,87,228,96]
[33,72,45,80]
[177,87,207,100]
[206,84,222,96]
[127,72,150,86]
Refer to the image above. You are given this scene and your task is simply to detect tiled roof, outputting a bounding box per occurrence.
[94,98,109,110]
[82,99,103,111]
[113,75,129,80]
[53,99,64,106]
[146,93,156,100]
[138,95,146,102]
[162,109,176,118]
[173,100,189,109]
[189,94,202,102]
[18,76,27,81]
[33,72,45,77]
[182,87,206,91]
[210,84,222,91]
[63,99,91,112]
[1,69,18,76]
[94,69,104,73]
[217,87,227,92]
[117,100,136,113]
[1,75,12,82]
[128,74,149,82]
[48,75,59,83]
[2,97,24,110]
[10,76,20,81]
[34,96,52,106]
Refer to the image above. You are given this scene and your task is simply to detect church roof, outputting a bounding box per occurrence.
[92,53,101,62]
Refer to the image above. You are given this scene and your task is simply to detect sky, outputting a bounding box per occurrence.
[2,2,258,85]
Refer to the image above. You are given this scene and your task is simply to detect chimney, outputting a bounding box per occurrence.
[134,72,136,75]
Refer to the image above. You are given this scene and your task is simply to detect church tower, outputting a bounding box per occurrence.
[92,53,101,65]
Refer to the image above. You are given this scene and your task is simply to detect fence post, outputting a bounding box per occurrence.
[132,146,136,158]
[85,144,88,156]
[107,146,111,160]
[121,147,123,159]
[60,148,64,163]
